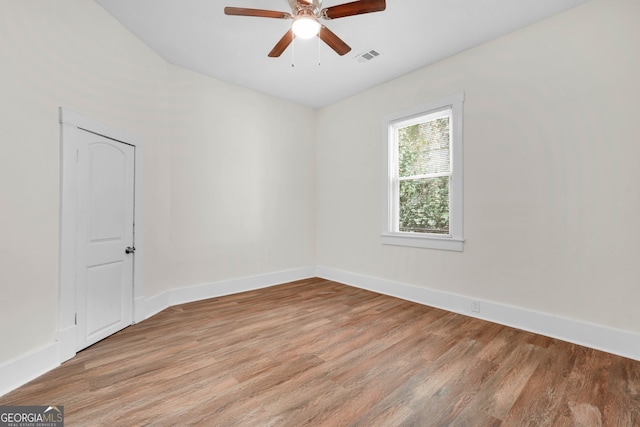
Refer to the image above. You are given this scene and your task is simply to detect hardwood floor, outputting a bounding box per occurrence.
[2,278,639,426]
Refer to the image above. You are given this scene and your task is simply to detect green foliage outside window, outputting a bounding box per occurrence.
[397,116,451,234]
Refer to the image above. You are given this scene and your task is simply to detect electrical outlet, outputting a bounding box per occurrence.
[471,301,481,313]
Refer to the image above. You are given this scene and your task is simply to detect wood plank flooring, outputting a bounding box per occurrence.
[2,278,639,426]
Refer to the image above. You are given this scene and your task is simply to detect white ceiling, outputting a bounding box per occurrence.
[95,0,588,108]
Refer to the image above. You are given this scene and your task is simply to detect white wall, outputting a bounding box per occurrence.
[165,67,315,292]
[0,0,315,365]
[316,0,640,333]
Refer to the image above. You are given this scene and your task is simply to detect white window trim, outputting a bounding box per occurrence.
[381,92,465,251]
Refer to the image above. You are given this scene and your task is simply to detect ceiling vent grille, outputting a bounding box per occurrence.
[356,49,380,63]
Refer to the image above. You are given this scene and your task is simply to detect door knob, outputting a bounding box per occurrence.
[125,246,136,254]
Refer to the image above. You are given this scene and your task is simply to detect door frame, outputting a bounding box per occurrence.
[58,107,144,362]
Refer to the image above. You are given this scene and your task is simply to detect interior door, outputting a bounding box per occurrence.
[75,128,135,351]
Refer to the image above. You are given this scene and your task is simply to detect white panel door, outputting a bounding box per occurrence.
[75,128,135,351]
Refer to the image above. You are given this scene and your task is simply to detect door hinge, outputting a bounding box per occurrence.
[76,149,79,163]
[74,313,77,325]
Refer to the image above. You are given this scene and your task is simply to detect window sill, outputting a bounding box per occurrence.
[381,233,464,252]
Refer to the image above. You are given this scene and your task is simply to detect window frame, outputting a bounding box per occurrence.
[381,92,465,251]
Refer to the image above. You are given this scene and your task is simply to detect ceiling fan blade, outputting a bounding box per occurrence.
[268,29,295,57]
[318,25,351,56]
[322,0,385,20]
[224,7,291,19]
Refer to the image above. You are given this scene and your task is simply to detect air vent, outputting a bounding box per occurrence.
[356,49,380,63]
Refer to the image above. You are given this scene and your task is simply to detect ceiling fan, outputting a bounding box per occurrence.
[224,0,386,57]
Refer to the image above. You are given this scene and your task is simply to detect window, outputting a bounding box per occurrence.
[382,93,464,251]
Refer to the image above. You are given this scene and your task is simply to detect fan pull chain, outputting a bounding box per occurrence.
[291,32,295,68]
[318,35,321,66]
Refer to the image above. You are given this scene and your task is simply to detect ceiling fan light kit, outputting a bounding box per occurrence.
[292,14,321,39]
[224,0,386,57]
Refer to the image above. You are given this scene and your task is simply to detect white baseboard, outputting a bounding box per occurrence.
[142,266,317,320]
[0,343,60,397]
[316,266,640,362]
[5,264,637,398]
[133,297,148,323]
